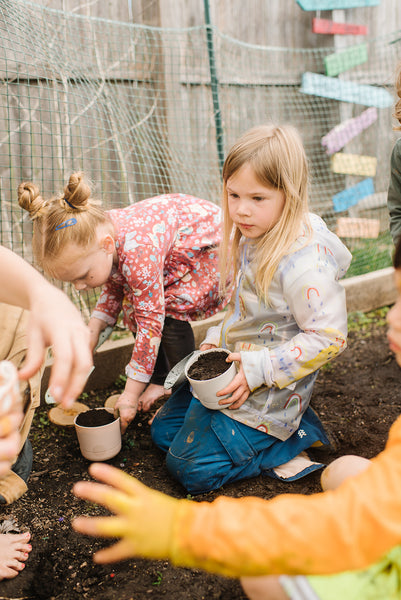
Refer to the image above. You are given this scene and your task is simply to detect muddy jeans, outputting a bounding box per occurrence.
[151,381,328,494]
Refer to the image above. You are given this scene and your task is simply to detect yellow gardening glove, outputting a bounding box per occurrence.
[72,463,181,564]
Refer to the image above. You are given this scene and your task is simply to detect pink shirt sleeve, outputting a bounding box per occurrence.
[93,279,125,326]
[121,242,166,381]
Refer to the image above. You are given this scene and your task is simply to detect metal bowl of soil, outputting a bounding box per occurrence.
[74,407,121,461]
[185,348,236,409]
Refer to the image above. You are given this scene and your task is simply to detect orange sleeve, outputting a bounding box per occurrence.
[170,415,401,578]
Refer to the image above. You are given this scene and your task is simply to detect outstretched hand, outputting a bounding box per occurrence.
[18,286,93,409]
[72,463,178,563]
[0,247,93,408]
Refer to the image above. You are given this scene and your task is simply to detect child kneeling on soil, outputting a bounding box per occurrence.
[18,177,230,433]
[72,235,401,599]
[149,123,352,494]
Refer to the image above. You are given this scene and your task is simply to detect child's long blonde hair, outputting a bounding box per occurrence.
[219,124,311,301]
[18,172,113,275]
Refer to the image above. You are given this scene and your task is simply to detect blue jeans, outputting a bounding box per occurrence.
[151,382,329,494]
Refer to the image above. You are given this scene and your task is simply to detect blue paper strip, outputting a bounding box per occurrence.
[332,178,374,213]
[297,0,379,10]
[301,72,393,108]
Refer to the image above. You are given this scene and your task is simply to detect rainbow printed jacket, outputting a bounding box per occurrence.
[202,213,352,441]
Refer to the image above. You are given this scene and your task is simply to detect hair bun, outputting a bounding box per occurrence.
[63,172,91,209]
[17,181,44,219]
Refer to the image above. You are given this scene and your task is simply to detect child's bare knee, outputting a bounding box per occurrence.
[321,454,371,491]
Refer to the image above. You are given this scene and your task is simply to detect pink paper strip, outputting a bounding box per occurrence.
[322,107,378,155]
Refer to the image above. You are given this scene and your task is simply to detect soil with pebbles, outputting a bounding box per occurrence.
[75,408,116,428]
[1,311,399,599]
[187,350,231,380]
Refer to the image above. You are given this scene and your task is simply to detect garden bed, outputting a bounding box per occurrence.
[2,308,399,599]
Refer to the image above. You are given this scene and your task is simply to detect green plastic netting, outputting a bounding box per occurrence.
[0,0,400,318]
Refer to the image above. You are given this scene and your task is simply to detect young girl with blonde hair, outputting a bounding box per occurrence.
[18,177,228,431]
[150,123,352,494]
[73,233,401,600]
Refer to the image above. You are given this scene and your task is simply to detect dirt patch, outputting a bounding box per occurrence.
[1,311,399,599]
[187,350,231,380]
[76,408,116,427]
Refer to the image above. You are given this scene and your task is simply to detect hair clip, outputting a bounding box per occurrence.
[55,217,77,231]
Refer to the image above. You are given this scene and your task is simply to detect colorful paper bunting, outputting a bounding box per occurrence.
[332,178,375,213]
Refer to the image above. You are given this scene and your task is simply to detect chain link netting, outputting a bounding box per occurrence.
[0,0,399,316]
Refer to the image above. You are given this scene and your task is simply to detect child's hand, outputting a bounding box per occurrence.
[114,392,139,434]
[138,384,170,412]
[20,289,93,409]
[199,343,216,351]
[114,377,147,433]
[217,352,250,409]
[72,463,179,563]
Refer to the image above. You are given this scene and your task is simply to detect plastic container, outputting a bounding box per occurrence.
[184,348,236,410]
[74,407,121,461]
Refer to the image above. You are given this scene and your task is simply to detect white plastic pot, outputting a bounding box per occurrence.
[185,348,236,410]
[74,407,121,461]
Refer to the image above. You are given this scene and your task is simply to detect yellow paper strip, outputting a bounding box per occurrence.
[331,153,377,177]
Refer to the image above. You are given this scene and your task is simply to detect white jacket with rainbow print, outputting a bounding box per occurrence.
[202,213,352,441]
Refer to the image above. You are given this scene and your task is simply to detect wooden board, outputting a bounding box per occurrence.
[297,0,380,9]
[48,402,89,426]
[336,217,380,238]
[321,107,377,155]
[301,72,393,108]
[331,152,377,176]
[324,44,368,77]
[312,18,367,35]
[332,177,375,212]
[104,394,120,410]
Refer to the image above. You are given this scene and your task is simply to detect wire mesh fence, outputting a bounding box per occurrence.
[0,0,399,317]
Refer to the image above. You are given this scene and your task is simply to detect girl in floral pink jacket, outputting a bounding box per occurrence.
[18,175,229,431]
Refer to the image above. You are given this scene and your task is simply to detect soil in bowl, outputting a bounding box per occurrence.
[75,408,116,427]
[187,350,231,380]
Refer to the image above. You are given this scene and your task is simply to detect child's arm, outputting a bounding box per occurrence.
[88,317,110,353]
[240,264,348,392]
[0,246,93,407]
[100,261,165,431]
[91,279,125,338]
[73,414,401,576]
